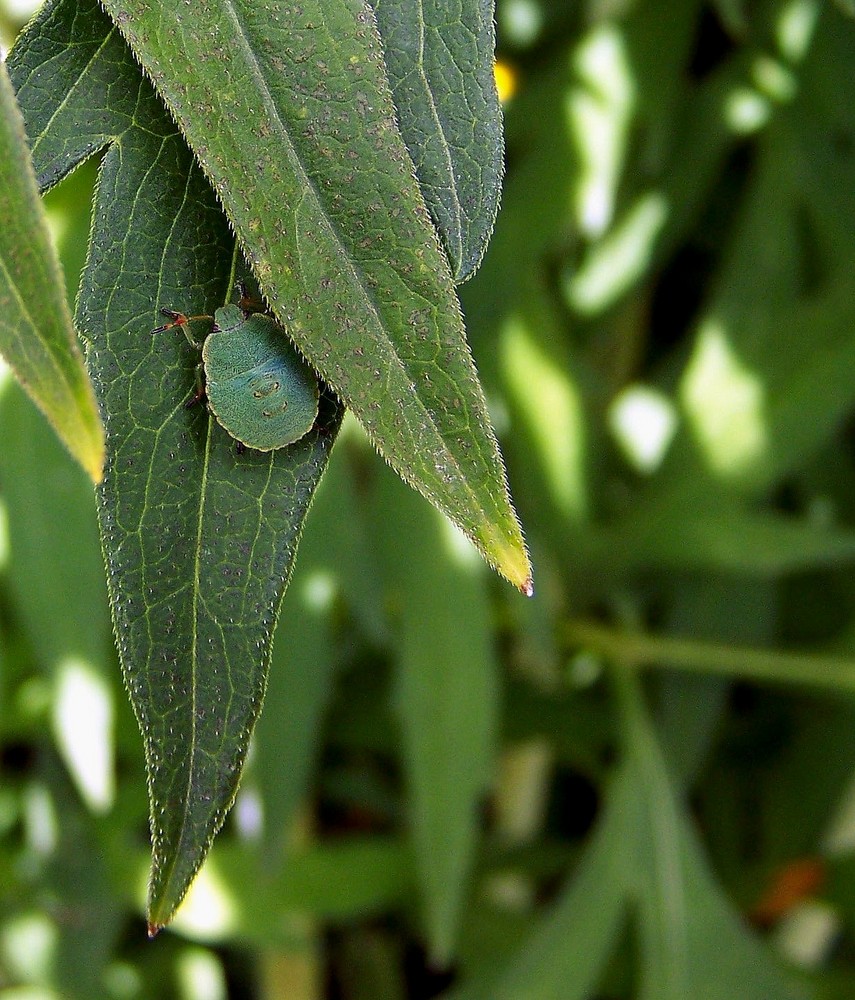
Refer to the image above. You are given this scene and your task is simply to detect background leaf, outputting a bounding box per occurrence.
[464,794,628,1000]
[0,380,112,811]
[616,667,807,1000]
[0,58,103,483]
[253,443,360,862]
[372,460,500,964]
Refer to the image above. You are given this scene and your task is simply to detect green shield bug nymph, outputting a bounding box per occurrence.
[154,302,319,452]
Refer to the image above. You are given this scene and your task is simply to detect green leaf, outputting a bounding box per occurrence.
[452,667,811,1000]
[368,0,504,282]
[615,667,809,1000]
[9,0,342,930]
[0,380,113,810]
[0,59,104,484]
[711,0,748,36]
[603,503,855,577]
[477,793,628,1000]
[373,461,500,963]
[42,794,123,997]
[0,271,108,677]
[663,28,855,502]
[97,0,531,594]
[178,838,413,943]
[253,451,347,861]
[0,621,5,724]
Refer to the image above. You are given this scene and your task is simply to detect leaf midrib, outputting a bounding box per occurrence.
[148,161,217,901]
[412,0,464,266]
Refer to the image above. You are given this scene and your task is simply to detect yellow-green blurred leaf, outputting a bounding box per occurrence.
[0,59,104,483]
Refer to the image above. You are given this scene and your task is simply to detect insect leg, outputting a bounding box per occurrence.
[185,362,207,409]
[235,280,265,315]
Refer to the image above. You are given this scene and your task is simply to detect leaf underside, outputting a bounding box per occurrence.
[9,0,342,927]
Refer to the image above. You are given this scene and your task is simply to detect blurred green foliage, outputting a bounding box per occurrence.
[6,0,855,997]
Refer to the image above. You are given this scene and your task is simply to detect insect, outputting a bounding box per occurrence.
[153,301,319,452]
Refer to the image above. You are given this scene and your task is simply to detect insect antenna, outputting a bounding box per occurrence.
[152,308,214,348]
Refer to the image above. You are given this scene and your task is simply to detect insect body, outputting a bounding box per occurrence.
[154,303,319,451]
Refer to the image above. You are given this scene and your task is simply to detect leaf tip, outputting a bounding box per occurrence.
[488,529,533,596]
[82,436,106,485]
[146,921,162,940]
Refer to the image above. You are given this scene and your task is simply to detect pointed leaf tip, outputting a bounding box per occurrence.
[488,526,532,595]
[146,922,160,939]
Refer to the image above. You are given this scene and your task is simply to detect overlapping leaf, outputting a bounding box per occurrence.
[9,0,341,928]
[97,0,531,594]
[369,0,504,281]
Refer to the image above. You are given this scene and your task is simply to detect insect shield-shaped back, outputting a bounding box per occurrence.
[203,305,319,451]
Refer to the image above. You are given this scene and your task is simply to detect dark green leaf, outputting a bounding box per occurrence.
[9,0,342,929]
[253,451,347,861]
[0,380,113,810]
[711,0,748,36]
[369,0,504,282]
[0,367,108,677]
[205,838,414,942]
[602,504,855,577]
[96,0,531,593]
[475,791,627,1000]
[615,667,809,1000]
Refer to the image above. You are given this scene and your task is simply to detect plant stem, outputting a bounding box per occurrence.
[566,620,855,694]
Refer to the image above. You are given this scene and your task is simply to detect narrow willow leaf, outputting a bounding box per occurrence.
[0,59,104,483]
[602,503,855,576]
[641,812,809,1000]
[482,782,628,1000]
[10,0,342,930]
[710,0,748,35]
[98,0,531,594]
[0,261,109,677]
[0,626,5,720]
[373,463,499,964]
[457,686,808,1000]
[368,0,504,282]
[617,669,808,1000]
[42,793,123,996]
